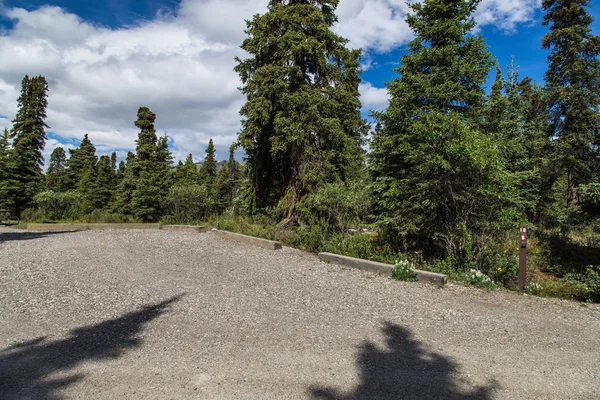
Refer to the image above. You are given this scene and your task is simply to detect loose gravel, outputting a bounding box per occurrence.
[0,226,599,399]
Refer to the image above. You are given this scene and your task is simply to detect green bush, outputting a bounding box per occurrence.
[297,180,371,233]
[460,269,497,290]
[392,259,417,282]
[31,190,82,221]
[166,184,213,222]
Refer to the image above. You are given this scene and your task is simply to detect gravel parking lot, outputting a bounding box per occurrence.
[1,227,599,399]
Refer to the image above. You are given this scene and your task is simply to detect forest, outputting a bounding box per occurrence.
[0,0,599,303]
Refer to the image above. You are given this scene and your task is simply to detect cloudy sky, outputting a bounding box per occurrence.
[0,0,598,164]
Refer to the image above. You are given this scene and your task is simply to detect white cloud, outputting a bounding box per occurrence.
[359,82,390,112]
[475,0,541,32]
[0,0,541,162]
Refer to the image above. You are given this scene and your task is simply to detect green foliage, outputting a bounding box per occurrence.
[369,0,521,270]
[174,154,199,186]
[297,180,371,233]
[460,269,497,290]
[5,75,49,215]
[67,134,97,190]
[166,184,213,222]
[542,0,600,207]
[235,0,367,215]
[130,107,173,222]
[31,190,82,221]
[392,260,417,282]
[215,144,241,214]
[199,139,217,186]
[578,183,600,217]
[46,147,69,192]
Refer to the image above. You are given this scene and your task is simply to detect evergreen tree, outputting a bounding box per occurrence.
[175,154,199,186]
[93,155,114,208]
[216,144,241,213]
[78,162,99,214]
[114,152,136,215]
[6,75,50,215]
[199,139,217,186]
[369,0,513,266]
[130,107,173,221]
[542,0,600,207]
[46,147,68,192]
[235,0,368,221]
[0,129,12,209]
[67,134,97,190]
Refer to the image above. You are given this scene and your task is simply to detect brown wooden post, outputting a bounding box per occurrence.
[519,225,527,291]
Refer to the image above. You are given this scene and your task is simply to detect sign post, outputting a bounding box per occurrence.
[519,225,527,291]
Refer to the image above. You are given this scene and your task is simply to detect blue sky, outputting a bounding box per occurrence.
[0,0,599,163]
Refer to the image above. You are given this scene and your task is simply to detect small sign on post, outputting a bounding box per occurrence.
[519,225,527,291]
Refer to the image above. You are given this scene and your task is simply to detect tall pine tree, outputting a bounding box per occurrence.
[6,75,49,215]
[369,0,514,266]
[130,107,173,221]
[542,0,600,207]
[199,139,217,186]
[235,0,368,221]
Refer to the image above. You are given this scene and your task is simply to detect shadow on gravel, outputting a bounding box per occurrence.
[0,295,184,400]
[310,322,497,400]
[0,230,72,244]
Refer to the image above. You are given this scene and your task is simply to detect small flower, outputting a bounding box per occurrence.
[497,267,502,272]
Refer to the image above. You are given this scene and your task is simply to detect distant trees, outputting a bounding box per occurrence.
[235,0,368,221]
[542,0,600,207]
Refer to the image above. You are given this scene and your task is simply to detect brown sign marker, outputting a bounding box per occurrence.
[519,225,527,291]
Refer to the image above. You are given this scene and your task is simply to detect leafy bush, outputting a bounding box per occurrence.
[392,259,417,282]
[31,190,82,221]
[461,269,497,290]
[166,184,213,222]
[297,180,371,233]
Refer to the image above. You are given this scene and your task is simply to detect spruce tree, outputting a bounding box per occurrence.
[235,0,368,220]
[93,155,114,208]
[369,0,512,266]
[130,107,173,221]
[216,144,241,213]
[114,152,136,215]
[175,154,199,186]
[46,147,68,192]
[7,75,50,215]
[67,134,97,190]
[199,139,217,186]
[542,0,600,207]
[0,129,12,209]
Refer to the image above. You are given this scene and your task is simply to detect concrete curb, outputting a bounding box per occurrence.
[26,223,160,231]
[162,225,206,233]
[318,252,447,286]
[212,229,282,250]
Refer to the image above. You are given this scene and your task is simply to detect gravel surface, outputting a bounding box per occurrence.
[0,226,599,400]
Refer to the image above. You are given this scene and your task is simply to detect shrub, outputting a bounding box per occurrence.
[166,184,213,222]
[31,190,82,221]
[461,269,497,290]
[392,259,417,282]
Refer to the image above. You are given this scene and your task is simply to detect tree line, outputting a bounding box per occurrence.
[0,0,598,301]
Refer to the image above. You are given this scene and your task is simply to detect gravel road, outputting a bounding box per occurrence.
[0,227,599,399]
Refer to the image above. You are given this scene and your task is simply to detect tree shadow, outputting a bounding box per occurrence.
[0,295,183,400]
[0,230,73,244]
[310,322,497,400]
